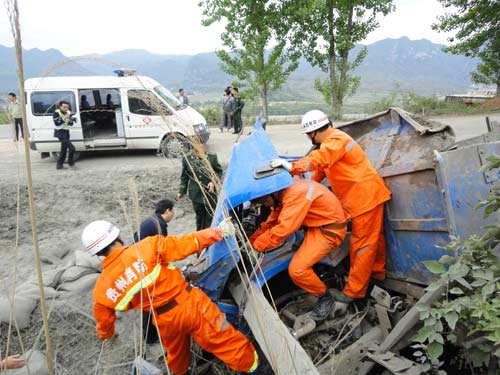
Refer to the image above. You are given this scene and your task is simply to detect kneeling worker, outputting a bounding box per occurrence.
[249,178,348,321]
[82,219,259,375]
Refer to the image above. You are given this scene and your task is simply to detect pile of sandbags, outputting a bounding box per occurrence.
[0,250,102,328]
[0,295,37,329]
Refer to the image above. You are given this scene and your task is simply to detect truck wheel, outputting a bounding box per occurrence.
[51,151,81,162]
[161,134,188,158]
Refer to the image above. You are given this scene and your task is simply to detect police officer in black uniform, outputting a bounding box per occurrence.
[52,100,76,170]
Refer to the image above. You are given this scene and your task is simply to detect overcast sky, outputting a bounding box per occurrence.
[0,0,454,56]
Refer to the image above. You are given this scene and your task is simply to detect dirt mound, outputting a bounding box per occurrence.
[479,97,500,109]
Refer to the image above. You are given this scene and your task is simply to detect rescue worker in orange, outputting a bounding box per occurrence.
[81,219,259,375]
[270,110,391,303]
[249,178,348,321]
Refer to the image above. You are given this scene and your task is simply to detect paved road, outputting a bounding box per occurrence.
[0,125,12,139]
[2,113,499,163]
[430,113,500,141]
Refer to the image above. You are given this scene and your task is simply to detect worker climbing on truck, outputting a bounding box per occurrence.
[249,178,348,321]
[270,110,391,303]
[81,219,259,375]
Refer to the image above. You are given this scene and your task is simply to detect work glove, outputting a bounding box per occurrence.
[218,218,236,237]
[269,158,292,172]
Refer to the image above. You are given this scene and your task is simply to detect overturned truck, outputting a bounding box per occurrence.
[187,109,500,374]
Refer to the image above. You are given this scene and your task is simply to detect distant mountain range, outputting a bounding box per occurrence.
[0,37,478,110]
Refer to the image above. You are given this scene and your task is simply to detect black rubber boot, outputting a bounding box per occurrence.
[310,290,335,321]
[331,289,355,303]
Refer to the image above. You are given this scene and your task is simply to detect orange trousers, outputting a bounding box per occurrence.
[289,226,346,297]
[154,287,258,375]
[343,203,386,299]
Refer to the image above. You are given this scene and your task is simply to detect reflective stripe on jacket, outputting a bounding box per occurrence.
[250,178,348,252]
[92,228,222,339]
[53,109,73,130]
[290,127,391,218]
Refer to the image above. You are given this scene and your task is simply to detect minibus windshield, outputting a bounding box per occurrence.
[154,86,185,109]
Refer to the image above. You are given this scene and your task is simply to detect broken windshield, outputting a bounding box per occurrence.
[154,85,185,110]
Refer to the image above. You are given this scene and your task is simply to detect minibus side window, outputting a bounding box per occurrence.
[78,89,96,111]
[31,91,76,116]
[99,89,121,110]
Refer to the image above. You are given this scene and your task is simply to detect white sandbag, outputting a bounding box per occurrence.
[8,350,48,375]
[0,295,37,330]
[59,266,97,284]
[16,283,58,301]
[39,240,71,264]
[74,250,102,272]
[58,273,99,293]
[42,267,66,288]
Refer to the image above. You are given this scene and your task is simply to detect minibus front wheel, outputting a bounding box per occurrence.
[161,133,188,158]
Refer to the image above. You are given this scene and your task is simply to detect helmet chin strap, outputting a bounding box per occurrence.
[310,131,320,146]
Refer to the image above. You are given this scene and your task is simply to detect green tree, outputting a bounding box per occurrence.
[199,0,301,119]
[433,0,500,97]
[288,0,394,119]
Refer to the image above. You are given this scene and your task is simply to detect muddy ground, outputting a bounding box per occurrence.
[0,114,498,374]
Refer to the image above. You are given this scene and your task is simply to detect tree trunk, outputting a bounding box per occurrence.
[327,0,337,118]
[494,71,500,97]
[336,6,354,120]
[336,51,349,120]
[260,87,269,119]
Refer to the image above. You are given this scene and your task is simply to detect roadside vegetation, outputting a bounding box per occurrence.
[367,93,500,117]
[0,113,9,124]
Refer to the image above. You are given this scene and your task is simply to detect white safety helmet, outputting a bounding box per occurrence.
[81,220,120,256]
[301,110,331,133]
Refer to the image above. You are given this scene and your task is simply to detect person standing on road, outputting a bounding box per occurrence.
[82,219,259,375]
[270,110,391,304]
[230,87,244,134]
[134,198,175,344]
[220,88,233,133]
[250,178,348,321]
[177,88,189,106]
[7,93,24,141]
[177,143,223,230]
[53,101,77,170]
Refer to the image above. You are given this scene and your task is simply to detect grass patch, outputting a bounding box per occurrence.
[0,113,9,124]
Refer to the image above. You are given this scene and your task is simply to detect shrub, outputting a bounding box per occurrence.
[198,106,221,128]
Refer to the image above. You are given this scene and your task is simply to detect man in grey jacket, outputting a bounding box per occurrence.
[220,87,233,132]
[177,88,189,105]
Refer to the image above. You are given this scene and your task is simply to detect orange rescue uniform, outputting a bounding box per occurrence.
[250,178,348,296]
[92,228,258,375]
[290,126,391,298]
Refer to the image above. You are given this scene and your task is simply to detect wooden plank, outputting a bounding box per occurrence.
[229,279,320,375]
